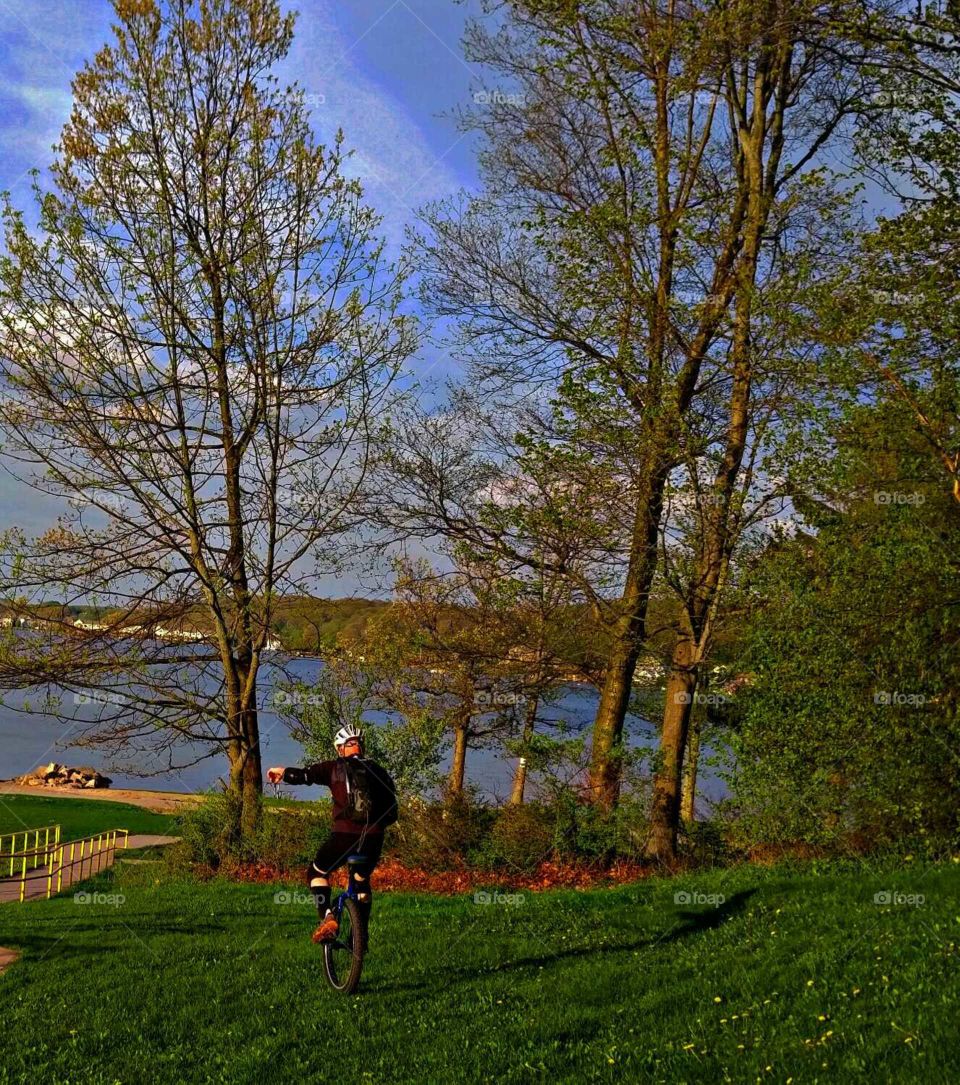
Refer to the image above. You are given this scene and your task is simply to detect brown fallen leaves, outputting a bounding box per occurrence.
[215,856,652,894]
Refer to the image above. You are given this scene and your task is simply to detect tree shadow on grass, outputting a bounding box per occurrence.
[0,913,231,968]
[367,888,758,995]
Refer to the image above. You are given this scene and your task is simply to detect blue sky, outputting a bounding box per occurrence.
[0,0,483,552]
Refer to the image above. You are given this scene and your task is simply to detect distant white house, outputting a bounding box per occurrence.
[155,626,206,641]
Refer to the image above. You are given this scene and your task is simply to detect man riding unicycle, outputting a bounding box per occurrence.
[267,727,398,944]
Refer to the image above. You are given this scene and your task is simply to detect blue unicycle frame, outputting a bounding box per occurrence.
[334,854,368,912]
[322,853,369,994]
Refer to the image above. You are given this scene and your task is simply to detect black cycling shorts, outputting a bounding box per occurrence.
[308,831,384,880]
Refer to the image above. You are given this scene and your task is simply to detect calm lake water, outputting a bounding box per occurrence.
[0,655,728,806]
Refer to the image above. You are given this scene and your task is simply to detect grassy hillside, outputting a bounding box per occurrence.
[1,858,957,1083]
[0,796,180,841]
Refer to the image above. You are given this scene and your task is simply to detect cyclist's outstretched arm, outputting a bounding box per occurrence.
[266,762,333,787]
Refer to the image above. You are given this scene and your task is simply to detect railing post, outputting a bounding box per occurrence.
[5,827,129,903]
[62,842,74,894]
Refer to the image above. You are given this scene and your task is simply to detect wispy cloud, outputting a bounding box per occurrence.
[279,2,465,250]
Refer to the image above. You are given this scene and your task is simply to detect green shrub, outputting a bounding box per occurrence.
[678,817,734,867]
[388,795,495,870]
[173,790,243,868]
[481,803,556,871]
[172,791,331,871]
[252,805,331,871]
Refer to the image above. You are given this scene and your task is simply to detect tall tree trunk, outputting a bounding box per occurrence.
[645,636,697,861]
[510,694,540,804]
[645,39,790,858]
[589,460,671,808]
[225,667,263,844]
[681,710,702,825]
[240,705,263,840]
[448,713,470,796]
[589,638,640,809]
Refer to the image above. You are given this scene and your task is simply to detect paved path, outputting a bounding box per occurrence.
[0,834,179,904]
[0,946,19,974]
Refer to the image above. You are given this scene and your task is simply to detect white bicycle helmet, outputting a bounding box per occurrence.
[333,725,363,749]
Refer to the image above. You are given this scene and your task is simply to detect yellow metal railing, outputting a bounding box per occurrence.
[8,829,128,903]
[2,824,61,877]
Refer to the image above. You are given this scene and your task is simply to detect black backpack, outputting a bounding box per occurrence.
[340,758,375,824]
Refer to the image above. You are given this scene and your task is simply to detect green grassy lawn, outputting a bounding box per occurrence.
[1,858,958,1083]
[0,795,181,841]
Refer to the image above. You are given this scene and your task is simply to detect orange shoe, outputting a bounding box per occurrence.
[311,913,339,944]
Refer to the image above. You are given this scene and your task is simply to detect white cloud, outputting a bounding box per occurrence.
[278,2,463,251]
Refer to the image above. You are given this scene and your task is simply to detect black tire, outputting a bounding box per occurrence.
[322,896,366,994]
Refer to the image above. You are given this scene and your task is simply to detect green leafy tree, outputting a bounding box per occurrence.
[0,0,414,838]
[729,402,960,852]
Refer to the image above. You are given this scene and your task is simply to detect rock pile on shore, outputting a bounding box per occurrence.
[14,763,112,789]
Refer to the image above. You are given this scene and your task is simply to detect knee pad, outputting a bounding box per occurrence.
[351,870,371,902]
[307,860,329,885]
